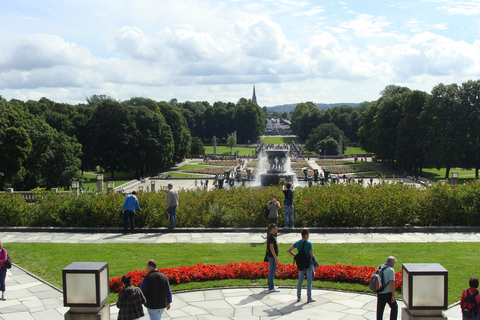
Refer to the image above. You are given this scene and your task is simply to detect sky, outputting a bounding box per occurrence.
[1,0,480,107]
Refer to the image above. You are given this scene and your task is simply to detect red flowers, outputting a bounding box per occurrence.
[109,262,402,292]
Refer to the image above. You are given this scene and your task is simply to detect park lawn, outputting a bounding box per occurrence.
[204,146,256,156]
[166,172,208,178]
[5,242,472,305]
[343,146,368,155]
[81,173,131,192]
[262,137,295,144]
[422,167,476,182]
[177,164,216,170]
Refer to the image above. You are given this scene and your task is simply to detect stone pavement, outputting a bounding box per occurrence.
[0,231,467,320]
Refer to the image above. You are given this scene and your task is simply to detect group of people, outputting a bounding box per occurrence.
[266,181,296,229]
[266,224,317,303]
[120,183,179,234]
[116,259,172,320]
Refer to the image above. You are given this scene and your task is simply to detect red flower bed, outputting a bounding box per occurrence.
[109,262,402,293]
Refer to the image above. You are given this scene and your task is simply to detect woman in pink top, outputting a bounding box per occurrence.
[0,241,7,300]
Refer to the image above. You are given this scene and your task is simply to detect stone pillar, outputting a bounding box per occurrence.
[6,188,14,193]
[339,134,343,156]
[96,175,104,192]
[213,135,217,159]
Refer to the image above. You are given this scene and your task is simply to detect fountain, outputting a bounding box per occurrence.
[258,149,296,186]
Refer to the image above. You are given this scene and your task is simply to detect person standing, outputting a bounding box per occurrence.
[166,184,179,229]
[140,259,172,320]
[266,223,280,293]
[121,191,142,235]
[267,194,281,235]
[287,229,316,302]
[117,275,146,320]
[0,241,7,300]
[282,182,295,228]
[460,277,480,319]
[376,256,398,320]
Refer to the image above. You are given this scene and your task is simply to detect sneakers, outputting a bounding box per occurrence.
[297,298,301,302]
[307,298,316,303]
[268,287,280,293]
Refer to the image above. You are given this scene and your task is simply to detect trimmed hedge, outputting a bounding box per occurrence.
[1,181,480,228]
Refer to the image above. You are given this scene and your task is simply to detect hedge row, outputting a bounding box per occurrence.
[1,181,480,228]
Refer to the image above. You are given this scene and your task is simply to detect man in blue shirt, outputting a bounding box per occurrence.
[376,256,398,320]
[121,191,142,234]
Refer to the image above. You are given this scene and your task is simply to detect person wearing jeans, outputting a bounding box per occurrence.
[287,229,316,303]
[266,223,279,292]
[140,259,172,320]
[121,191,142,234]
[376,256,398,320]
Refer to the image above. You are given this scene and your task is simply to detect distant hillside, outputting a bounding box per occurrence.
[268,103,360,112]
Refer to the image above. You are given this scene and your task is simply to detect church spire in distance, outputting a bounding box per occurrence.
[252,85,257,104]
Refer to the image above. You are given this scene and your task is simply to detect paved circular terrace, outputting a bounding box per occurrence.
[0,231,465,320]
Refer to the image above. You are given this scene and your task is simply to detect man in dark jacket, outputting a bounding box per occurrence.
[140,259,172,320]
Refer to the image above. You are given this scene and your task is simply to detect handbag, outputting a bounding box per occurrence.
[312,256,320,269]
[263,205,269,219]
[3,249,11,269]
[5,255,12,269]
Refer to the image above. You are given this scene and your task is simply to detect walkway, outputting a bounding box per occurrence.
[0,231,466,320]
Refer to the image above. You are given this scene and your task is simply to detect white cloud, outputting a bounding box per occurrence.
[234,16,289,60]
[391,32,480,78]
[0,34,91,72]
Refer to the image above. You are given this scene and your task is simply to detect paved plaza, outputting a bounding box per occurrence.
[0,230,468,320]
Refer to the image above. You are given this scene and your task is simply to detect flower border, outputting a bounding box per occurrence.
[109,262,402,293]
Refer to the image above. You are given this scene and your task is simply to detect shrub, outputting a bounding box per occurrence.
[5,180,480,228]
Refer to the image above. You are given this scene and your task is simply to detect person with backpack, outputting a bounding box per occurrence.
[460,277,480,319]
[287,229,316,303]
[376,256,398,320]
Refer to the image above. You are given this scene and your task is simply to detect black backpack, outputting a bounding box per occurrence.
[294,241,310,271]
[462,289,479,318]
[369,264,388,292]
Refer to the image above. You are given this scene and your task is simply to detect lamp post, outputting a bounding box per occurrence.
[402,263,448,320]
[63,262,110,319]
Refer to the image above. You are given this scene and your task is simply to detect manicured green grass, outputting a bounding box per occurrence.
[177,164,213,170]
[5,242,472,305]
[167,172,208,178]
[203,146,256,156]
[344,146,368,155]
[81,173,131,191]
[262,137,295,144]
[422,167,476,183]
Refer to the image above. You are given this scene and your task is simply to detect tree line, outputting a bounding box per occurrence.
[0,95,265,190]
[358,81,480,179]
[290,102,366,154]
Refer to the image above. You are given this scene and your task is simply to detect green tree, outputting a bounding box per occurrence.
[396,90,429,176]
[226,133,237,155]
[158,101,191,163]
[290,102,324,141]
[189,137,205,155]
[317,137,339,155]
[305,123,344,153]
[421,83,469,179]
[459,80,480,178]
